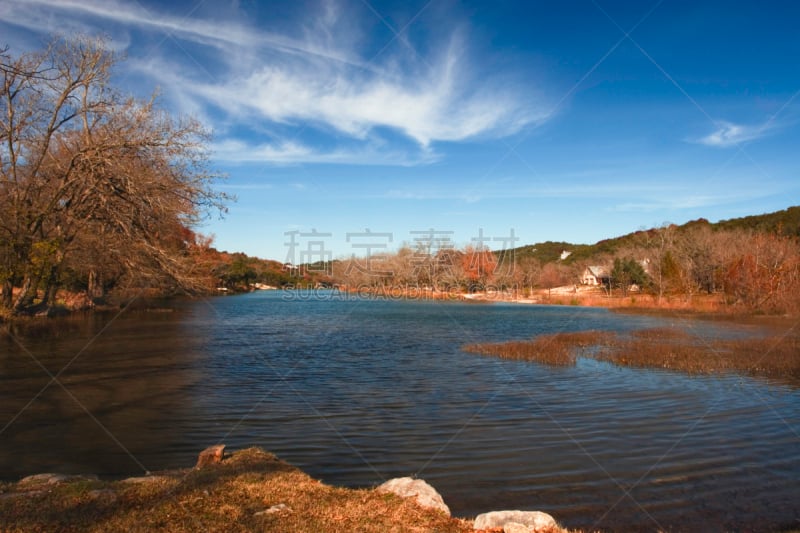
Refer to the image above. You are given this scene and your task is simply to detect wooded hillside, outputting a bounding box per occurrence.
[330,206,800,314]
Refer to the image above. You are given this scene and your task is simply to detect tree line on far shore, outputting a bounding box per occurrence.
[330,220,800,315]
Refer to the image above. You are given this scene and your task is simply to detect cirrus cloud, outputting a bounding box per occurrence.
[1,0,552,165]
[695,120,774,147]
[189,32,546,149]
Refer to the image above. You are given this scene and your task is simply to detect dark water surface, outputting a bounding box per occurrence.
[1,291,798,531]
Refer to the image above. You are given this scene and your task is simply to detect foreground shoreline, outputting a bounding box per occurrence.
[4,445,798,532]
[0,446,569,533]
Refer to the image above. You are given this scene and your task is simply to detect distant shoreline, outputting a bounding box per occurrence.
[2,284,792,326]
[335,283,748,314]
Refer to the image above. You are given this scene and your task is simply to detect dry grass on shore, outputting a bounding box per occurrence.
[0,448,472,533]
[464,327,800,380]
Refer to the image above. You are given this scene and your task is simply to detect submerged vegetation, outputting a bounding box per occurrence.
[463,331,616,366]
[464,326,800,380]
[596,327,800,378]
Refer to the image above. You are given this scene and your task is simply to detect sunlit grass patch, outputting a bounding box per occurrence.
[464,327,800,381]
[601,327,800,378]
[462,330,615,366]
[597,328,725,375]
[0,447,472,533]
[714,334,800,378]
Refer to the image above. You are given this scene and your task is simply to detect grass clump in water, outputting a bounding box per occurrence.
[464,327,800,381]
[462,330,615,366]
[600,328,800,378]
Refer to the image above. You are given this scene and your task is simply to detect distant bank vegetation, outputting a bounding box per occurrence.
[330,211,800,315]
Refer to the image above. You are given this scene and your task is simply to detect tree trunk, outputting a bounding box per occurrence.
[1,279,13,310]
[88,269,104,300]
[13,275,35,313]
[38,266,60,308]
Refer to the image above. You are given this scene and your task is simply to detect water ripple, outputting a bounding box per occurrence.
[1,291,798,532]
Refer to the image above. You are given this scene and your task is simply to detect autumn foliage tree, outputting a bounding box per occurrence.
[723,233,800,313]
[0,37,227,315]
[461,245,496,291]
[539,262,568,299]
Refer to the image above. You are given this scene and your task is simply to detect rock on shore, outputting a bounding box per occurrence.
[473,510,559,532]
[377,477,451,516]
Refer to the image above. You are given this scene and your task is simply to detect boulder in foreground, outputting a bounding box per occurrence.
[377,476,451,516]
[474,510,558,532]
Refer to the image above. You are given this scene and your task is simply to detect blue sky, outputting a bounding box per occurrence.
[2,0,799,262]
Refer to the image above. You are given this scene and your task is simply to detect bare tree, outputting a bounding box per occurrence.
[724,232,800,313]
[0,36,227,315]
[514,256,540,297]
[539,262,567,300]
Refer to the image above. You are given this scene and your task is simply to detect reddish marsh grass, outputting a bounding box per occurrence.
[598,328,727,375]
[602,328,800,378]
[714,334,800,378]
[464,327,800,381]
[462,331,615,366]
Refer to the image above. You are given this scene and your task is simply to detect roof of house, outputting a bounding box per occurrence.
[585,265,609,277]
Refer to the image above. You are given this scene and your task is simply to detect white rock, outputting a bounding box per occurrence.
[474,510,557,531]
[504,522,533,533]
[19,473,68,485]
[120,475,168,484]
[254,503,291,516]
[376,477,450,516]
[18,473,97,485]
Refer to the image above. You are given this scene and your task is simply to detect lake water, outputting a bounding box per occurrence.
[1,290,798,531]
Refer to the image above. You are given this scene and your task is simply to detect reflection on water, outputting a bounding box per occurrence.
[1,291,798,532]
[1,308,208,475]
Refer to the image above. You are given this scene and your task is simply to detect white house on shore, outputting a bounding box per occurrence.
[581,265,610,286]
[581,259,651,287]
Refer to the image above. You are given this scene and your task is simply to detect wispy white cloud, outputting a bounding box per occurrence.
[606,188,780,213]
[695,120,774,147]
[383,181,678,202]
[3,0,362,67]
[212,139,438,167]
[382,176,781,212]
[607,198,716,212]
[193,32,544,148]
[0,0,549,165]
[216,183,274,191]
